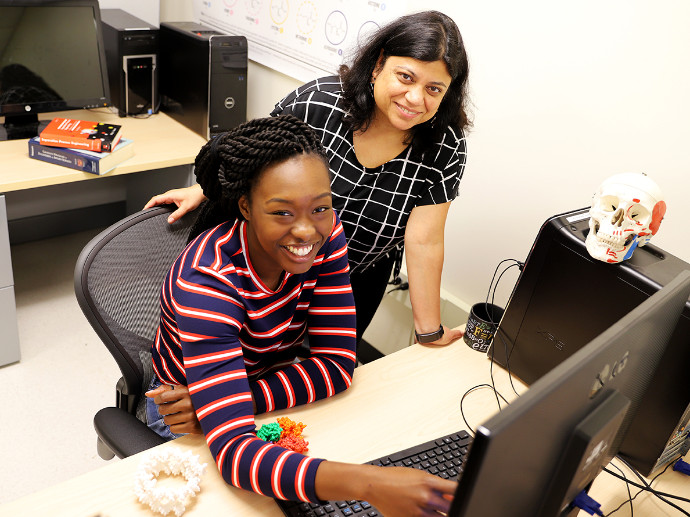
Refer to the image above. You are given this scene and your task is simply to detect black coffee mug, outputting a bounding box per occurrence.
[464,302,504,353]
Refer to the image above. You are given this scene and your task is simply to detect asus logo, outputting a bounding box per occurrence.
[536,327,566,351]
[590,351,629,399]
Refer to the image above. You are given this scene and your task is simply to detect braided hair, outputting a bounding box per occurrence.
[188,115,328,241]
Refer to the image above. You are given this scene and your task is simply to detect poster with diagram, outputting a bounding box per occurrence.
[192,0,407,81]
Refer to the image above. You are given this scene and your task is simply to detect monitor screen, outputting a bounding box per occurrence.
[450,270,690,517]
[0,0,110,140]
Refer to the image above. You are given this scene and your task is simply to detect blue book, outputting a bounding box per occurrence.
[27,136,134,175]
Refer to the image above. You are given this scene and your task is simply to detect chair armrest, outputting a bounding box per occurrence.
[94,407,167,459]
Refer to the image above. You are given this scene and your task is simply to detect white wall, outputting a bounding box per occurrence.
[441,0,690,310]
[158,0,690,312]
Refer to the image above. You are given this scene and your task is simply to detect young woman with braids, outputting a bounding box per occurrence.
[146,115,457,515]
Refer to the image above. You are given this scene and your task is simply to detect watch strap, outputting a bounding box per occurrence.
[415,325,444,344]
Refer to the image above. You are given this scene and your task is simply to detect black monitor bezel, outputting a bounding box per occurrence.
[0,0,111,133]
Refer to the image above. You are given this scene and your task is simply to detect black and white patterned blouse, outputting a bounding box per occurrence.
[271,76,467,274]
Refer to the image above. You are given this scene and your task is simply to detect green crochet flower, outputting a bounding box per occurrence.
[257,422,283,442]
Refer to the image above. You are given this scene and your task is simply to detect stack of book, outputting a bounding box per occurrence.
[28,117,134,175]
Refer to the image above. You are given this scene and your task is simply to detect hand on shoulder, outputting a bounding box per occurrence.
[144,184,206,223]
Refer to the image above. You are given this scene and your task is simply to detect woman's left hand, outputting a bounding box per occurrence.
[145,385,203,435]
[422,324,464,347]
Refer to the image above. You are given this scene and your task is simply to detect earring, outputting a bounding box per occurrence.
[369,82,375,96]
[429,115,437,128]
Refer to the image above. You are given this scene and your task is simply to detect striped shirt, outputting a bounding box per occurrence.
[151,212,356,502]
[271,75,467,273]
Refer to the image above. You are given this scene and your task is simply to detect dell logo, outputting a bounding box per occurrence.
[583,439,609,470]
[224,97,236,109]
[590,351,629,398]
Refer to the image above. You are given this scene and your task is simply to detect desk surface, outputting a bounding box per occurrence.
[0,109,206,193]
[2,343,688,516]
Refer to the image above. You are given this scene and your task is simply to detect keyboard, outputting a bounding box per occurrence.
[275,429,472,517]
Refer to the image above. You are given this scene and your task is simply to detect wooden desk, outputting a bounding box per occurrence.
[1,343,687,516]
[0,109,206,366]
[0,110,205,192]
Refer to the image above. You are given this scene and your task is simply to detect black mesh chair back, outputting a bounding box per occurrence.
[74,205,197,458]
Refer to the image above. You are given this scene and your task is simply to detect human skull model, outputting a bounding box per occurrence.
[586,173,666,263]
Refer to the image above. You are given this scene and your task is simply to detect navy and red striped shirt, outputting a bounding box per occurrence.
[151,211,357,502]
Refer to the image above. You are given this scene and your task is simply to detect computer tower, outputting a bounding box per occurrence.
[491,207,690,476]
[101,9,159,117]
[159,22,247,139]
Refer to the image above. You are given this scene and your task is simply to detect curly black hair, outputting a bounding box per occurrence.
[339,10,471,153]
[188,114,328,241]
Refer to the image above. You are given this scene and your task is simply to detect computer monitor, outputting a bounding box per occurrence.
[450,270,690,517]
[490,208,690,476]
[0,0,111,140]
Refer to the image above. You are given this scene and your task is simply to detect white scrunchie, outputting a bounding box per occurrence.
[134,447,207,516]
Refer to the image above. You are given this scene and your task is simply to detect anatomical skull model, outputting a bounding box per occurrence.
[586,173,666,263]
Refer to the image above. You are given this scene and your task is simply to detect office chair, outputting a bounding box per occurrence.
[74,205,197,460]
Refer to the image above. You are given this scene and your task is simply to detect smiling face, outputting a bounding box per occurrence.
[371,55,452,132]
[239,153,333,290]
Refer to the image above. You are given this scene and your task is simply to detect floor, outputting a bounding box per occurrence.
[0,228,121,505]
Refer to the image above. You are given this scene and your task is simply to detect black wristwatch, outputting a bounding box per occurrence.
[415,325,444,344]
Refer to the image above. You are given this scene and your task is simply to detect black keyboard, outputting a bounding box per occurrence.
[276,429,472,517]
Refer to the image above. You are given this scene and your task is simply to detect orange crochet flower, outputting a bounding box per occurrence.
[276,434,309,454]
[277,417,306,439]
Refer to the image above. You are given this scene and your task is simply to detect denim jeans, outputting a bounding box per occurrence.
[145,375,186,440]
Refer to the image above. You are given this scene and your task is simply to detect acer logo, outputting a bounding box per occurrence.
[590,351,629,399]
[536,327,566,351]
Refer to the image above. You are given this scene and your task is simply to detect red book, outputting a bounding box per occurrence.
[39,117,123,152]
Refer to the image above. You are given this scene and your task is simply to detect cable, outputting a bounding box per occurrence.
[619,457,690,504]
[603,458,690,515]
[493,261,525,397]
[483,259,524,402]
[457,258,523,430]
[489,262,523,399]
[603,462,634,516]
[604,467,690,503]
[619,457,690,503]
[483,259,522,308]
[572,490,605,516]
[459,383,510,436]
[386,281,408,295]
[674,458,690,476]
[603,459,675,516]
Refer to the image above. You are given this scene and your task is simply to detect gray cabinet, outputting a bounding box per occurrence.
[0,195,20,366]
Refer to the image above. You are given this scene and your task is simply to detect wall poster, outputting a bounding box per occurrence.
[192,0,407,82]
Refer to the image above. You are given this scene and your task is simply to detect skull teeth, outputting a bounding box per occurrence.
[593,232,635,247]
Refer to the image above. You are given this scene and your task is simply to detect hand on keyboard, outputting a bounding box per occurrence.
[362,465,457,516]
[277,430,471,517]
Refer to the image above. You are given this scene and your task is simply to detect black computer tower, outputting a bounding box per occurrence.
[101,9,159,117]
[159,22,247,139]
[491,207,690,476]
